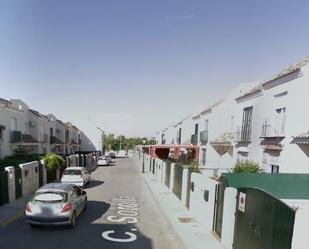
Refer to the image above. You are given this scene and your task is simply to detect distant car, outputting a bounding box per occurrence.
[25,183,87,228]
[109,152,116,158]
[61,167,90,188]
[97,156,108,166]
[105,155,112,163]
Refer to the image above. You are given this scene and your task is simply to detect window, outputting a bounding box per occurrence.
[10,117,17,131]
[194,123,199,135]
[201,148,206,166]
[271,165,279,173]
[177,128,182,144]
[241,107,253,141]
[275,108,286,136]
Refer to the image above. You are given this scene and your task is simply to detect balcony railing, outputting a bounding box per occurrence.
[199,131,208,145]
[260,120,285,138]
[191,134,198,145]
[10,131,22,143]
[235,127,251,142]
[50,136,56,144]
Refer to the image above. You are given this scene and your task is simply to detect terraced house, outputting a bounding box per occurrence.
[155,57,309,174]
[0,98,95,159]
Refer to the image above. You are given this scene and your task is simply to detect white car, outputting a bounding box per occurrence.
[61,167,90,188]
[97,156,109,166]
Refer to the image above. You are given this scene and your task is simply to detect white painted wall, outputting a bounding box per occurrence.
[221,187,237,249]
[284,199,309,249]
[20,161,39,197]
[5,166,16,203]
[190,173,218,231]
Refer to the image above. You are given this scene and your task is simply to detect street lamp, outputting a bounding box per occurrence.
[142,139,146,173]
[96,127,105,155]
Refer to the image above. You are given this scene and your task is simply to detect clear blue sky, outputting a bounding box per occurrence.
[0,0,308,148]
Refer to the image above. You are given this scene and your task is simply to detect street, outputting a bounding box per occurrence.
[0,158,186,249]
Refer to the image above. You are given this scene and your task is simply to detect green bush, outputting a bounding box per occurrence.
[232,160,260,173]
[42,153,64,172]
[189,161,201,173]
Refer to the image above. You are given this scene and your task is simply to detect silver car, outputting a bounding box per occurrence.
[25,183,87,228]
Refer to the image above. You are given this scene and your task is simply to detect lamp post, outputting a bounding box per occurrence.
[96,127,105,155]
[142,139,146,173]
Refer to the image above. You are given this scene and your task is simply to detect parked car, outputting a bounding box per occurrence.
[61,167,90,188]
[25,183,87,228]
[109,152,116,158]
[105,155,112,163]
[97,156,109,166]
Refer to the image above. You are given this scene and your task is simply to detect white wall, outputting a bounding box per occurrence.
[221,187,237,249]
[5,166,16,203]
[20,161,39,197]
[190,173,218,231]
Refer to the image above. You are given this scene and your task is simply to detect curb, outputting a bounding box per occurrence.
[0,209,25,227]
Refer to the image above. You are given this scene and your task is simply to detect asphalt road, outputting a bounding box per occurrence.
[0,157,186,249]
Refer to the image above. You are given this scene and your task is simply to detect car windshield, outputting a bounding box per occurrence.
[31,192,68,203]
[63,169,82,175]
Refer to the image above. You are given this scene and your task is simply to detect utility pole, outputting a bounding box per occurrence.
[96,127,105,155]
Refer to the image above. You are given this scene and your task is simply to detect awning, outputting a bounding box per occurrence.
[263,144,283,151]
[237,146,249,153]
[292,132,309,144]
[210,132,234,156]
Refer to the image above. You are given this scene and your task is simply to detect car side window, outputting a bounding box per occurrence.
[71,188,78,199]
[73,186,81,196]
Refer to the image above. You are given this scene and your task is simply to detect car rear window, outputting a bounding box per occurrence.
[32,192,68,203]
[63,169,82,175]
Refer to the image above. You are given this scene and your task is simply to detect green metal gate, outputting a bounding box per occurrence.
[0,171,9,205]
[15,167,22,199]
[152,159,155,174]
[164,162,171,188]
[185,170,192,208]
[233,188,295,249]
[214,182,226,237]
[172,164,183,200]
[38,162,44,187]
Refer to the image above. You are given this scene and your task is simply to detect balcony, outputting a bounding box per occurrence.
[199,131,208,145]
[260,120,285,138]
[191,134,198,145]
[50,136,56,144]
[235,127,251,143]
[10,131,22,143]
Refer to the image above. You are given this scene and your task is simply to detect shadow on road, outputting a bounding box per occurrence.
[84,180,104,189]
[0,201,154,249]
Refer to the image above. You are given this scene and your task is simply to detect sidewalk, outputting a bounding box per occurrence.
[0,196,27,227]
[143,172,225,249]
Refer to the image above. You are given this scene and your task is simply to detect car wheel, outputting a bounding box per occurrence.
[30,223,38,228]
[69,212,76,228]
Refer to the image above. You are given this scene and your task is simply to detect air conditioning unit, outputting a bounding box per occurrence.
[29,121,36,127]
